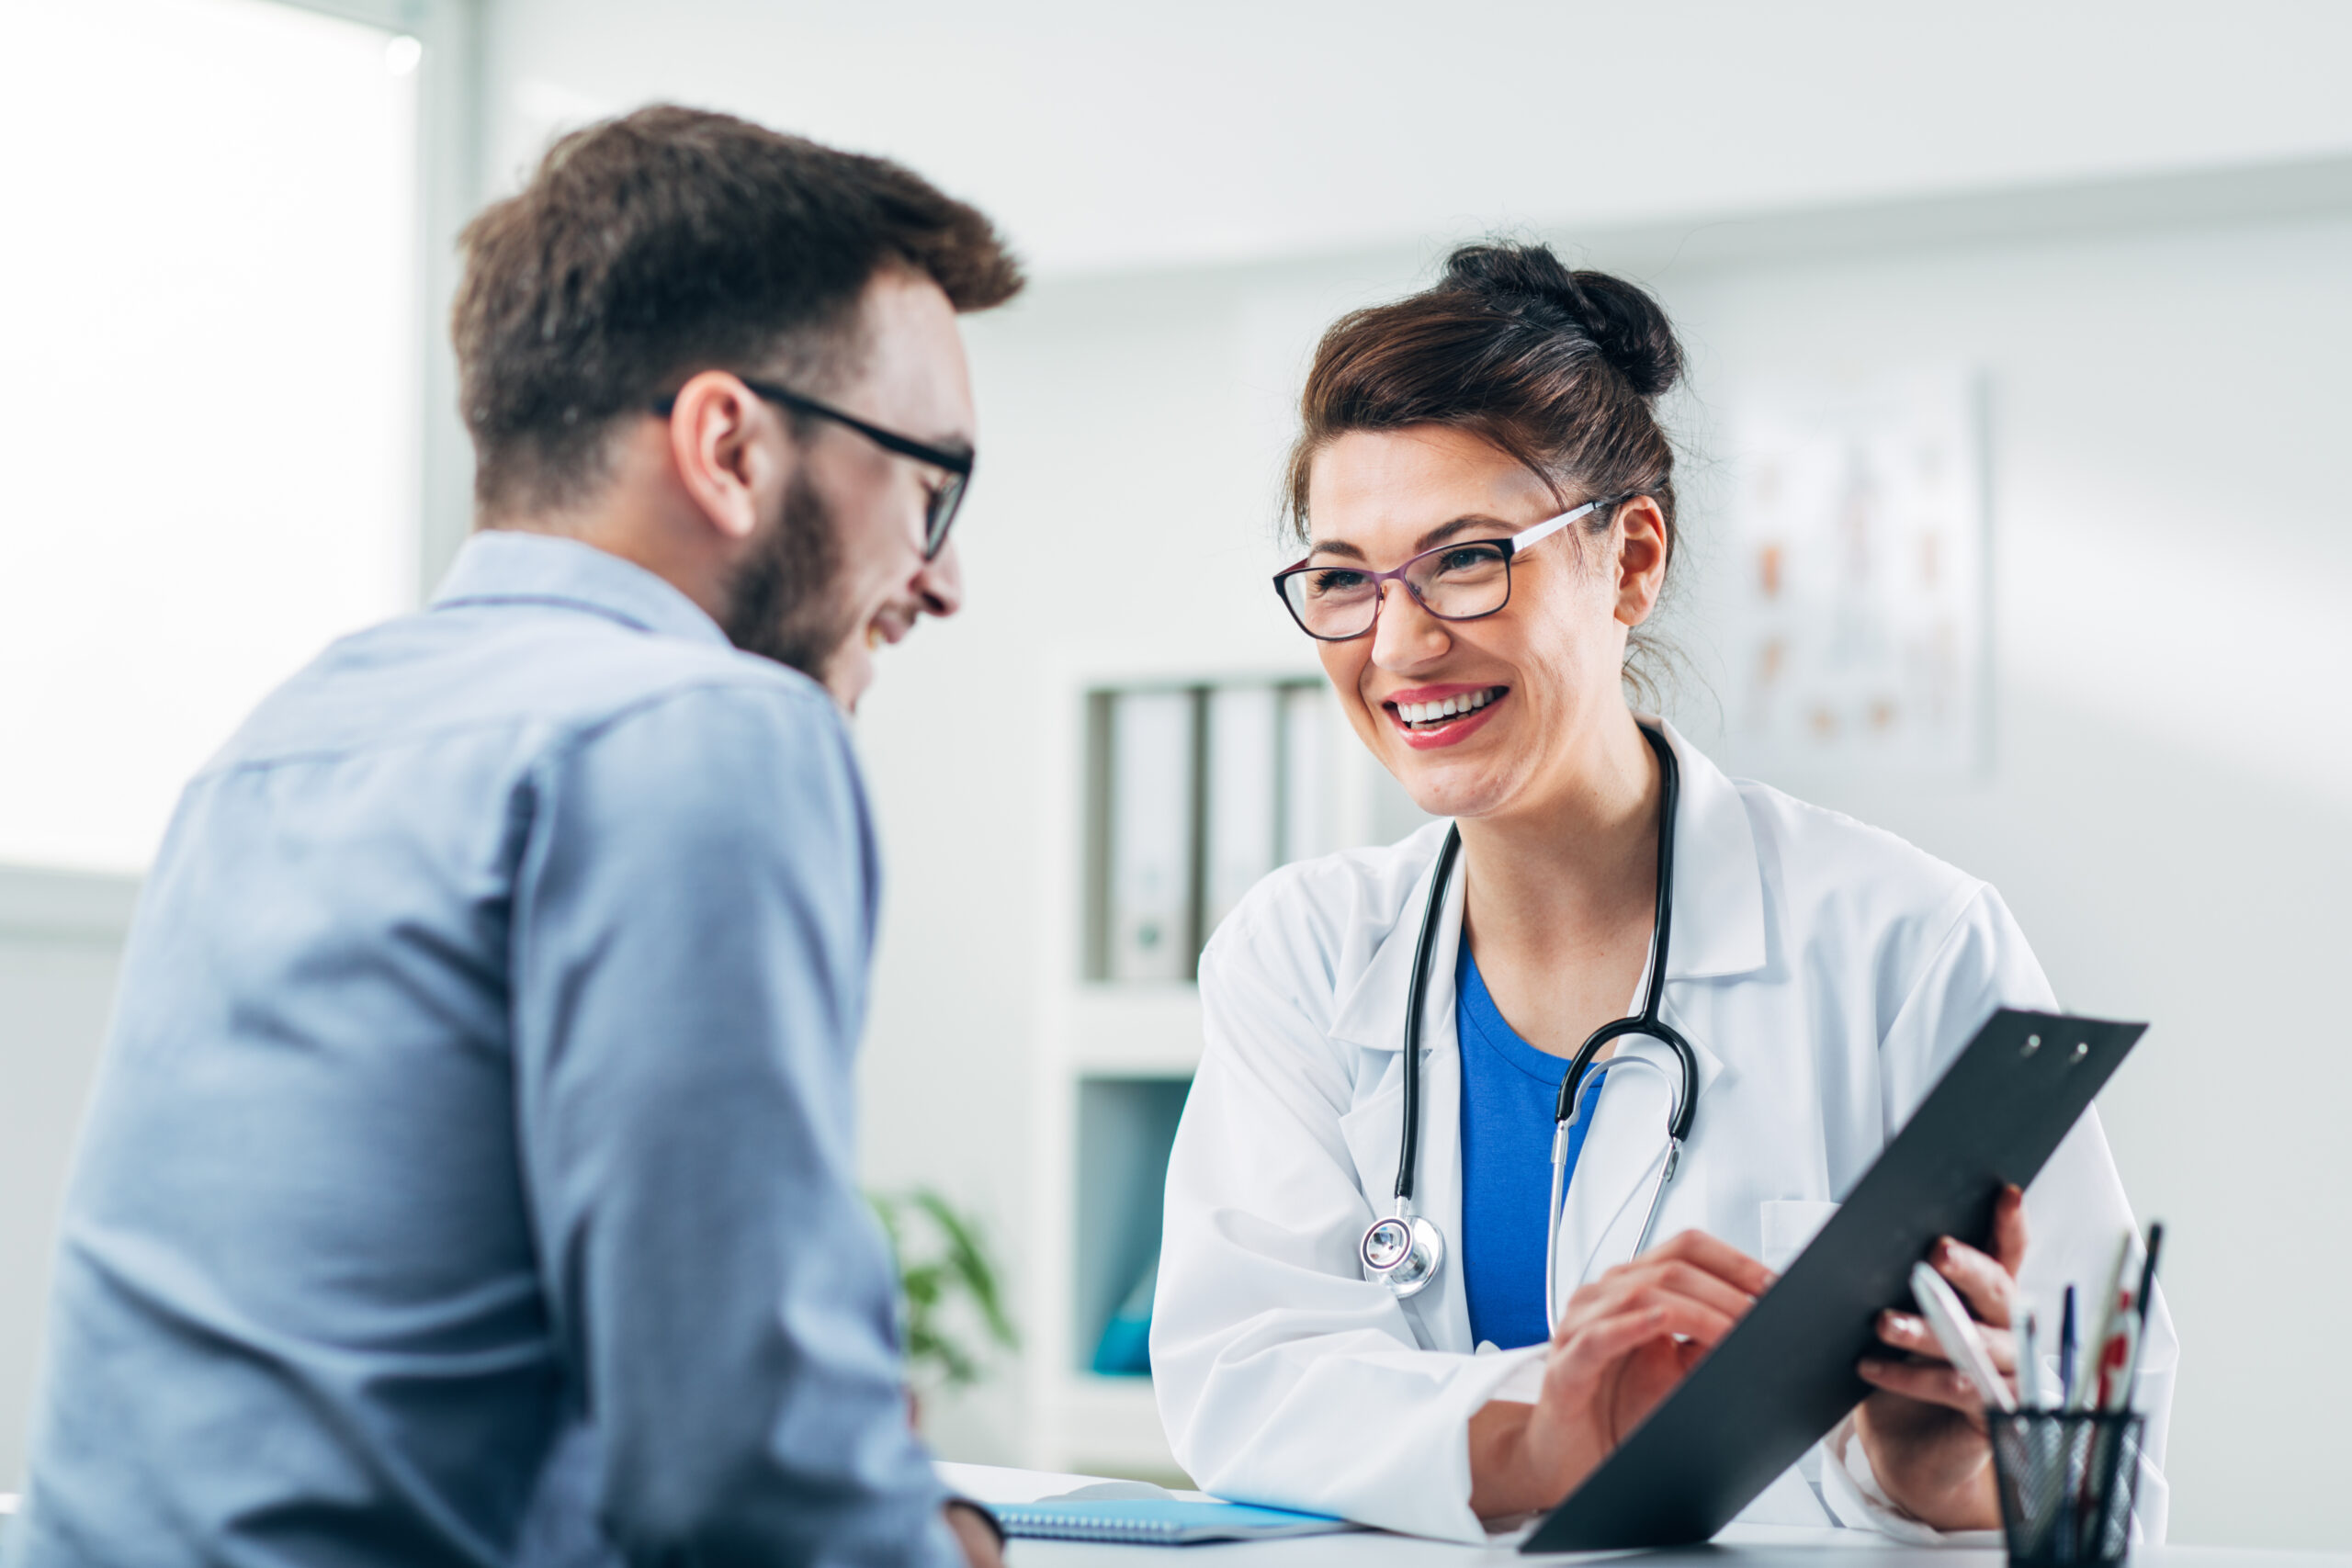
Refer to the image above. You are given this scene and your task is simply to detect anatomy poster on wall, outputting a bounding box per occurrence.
[1718,369,1988,777]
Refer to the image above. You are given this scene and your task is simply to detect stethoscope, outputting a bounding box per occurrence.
[1358,723,1701,1336]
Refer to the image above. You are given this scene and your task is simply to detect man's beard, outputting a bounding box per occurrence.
[721,468,853,684]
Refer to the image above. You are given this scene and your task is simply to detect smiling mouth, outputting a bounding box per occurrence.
[1387,685,1506,731]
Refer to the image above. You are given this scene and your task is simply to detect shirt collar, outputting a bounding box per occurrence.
[1329,716,1766,1055]
[429,529,730,649]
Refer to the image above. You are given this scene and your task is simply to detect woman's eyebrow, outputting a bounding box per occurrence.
[1308,515,1514,562]
[1411,516,1511,553]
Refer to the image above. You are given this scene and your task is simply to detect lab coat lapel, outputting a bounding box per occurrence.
[1554,720,1758,1284]
[1648,717,1767,982]
[1328,830,1476,1354]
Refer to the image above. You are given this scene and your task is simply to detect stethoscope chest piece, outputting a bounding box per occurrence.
[1361,1211,1444,1298]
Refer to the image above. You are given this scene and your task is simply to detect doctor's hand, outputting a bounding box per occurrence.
[1468,1230,1773,1521]
[1852,1183,2028,1532]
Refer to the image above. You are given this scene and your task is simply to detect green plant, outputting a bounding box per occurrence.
[867,1187,1017,1390]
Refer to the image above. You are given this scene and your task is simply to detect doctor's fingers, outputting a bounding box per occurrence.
[1561,1289,1740,1364]
[1554,1261,1747,1348]
[1624,1229,1777,1297]
[1600,1258,1758,1330]
[1930,1234,2022,1330]
[1876,1310,2018,1373]
[1855,1355,1996,1421]
[1551,1299,1733,1386]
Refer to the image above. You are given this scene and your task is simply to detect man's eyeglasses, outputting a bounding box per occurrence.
[1271,496,1624,641]
[653,378,974,560]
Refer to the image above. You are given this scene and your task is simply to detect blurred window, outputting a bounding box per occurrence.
[0,0,423,873]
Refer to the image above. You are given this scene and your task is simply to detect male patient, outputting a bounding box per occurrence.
[7,107,1019,1567]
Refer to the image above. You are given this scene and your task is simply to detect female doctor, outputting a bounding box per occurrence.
[1148,243,2174,1544]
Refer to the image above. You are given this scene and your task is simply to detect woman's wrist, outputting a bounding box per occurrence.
[1468,1398,1602,1522]
[1467,1399,1544,1519]
[1851,1407,1999,1531]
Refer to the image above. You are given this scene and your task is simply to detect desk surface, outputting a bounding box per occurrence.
[943,1464,2349,1568]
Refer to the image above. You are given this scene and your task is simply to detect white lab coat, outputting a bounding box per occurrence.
[1149,720,2174,1545]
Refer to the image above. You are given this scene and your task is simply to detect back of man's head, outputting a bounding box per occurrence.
[453,105,1023,520]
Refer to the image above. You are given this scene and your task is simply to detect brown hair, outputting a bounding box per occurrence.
[454,105,1023,515]
[1283,242,1684,698]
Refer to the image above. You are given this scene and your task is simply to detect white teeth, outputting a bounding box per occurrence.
[1396,688,1499,727]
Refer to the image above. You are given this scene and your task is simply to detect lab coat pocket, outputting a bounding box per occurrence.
[1759,1199,1839,1274]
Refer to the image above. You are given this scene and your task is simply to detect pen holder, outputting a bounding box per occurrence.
[1988,1410,2145,1566]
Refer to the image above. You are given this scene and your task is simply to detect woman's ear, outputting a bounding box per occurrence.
[1612,497,1671,628]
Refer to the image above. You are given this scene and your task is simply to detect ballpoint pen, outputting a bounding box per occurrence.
[2058,1284,2078,1402]
[2110,1223,2165,1411]
[1911,1261,2017,1413]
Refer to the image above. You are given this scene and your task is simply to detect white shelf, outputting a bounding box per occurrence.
[1065,984,1203,1077]
[1038,1372,1182,1480]
[1024,664,1416,1486]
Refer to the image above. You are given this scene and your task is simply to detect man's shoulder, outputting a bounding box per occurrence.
[220,600,839,780]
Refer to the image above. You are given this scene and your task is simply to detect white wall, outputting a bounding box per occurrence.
[478,0,2352,276]
[0,870,138,1491]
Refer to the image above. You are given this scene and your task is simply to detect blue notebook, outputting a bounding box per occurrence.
[987,1500,1351,1544]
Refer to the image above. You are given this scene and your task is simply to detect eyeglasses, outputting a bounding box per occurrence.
[1272,496,1622,641]
[652,378,974,559]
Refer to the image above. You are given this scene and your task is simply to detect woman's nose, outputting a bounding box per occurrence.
[1369,580,1447,667]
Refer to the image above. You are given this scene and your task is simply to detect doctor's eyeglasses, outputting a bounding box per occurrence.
[1271,496,1623,642]
[653,377,974,559]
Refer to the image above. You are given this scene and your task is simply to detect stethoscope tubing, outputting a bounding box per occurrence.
[1372,722,1702,1310]
[1394,826,1464,1211]
[1544,1055,1685,1334]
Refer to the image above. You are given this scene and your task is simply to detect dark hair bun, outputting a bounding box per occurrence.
[1438,242,1683,400]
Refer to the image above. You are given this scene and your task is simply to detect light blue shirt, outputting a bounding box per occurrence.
[7,533,957,1568]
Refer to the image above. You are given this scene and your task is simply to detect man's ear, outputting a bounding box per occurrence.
[665,371,786,542]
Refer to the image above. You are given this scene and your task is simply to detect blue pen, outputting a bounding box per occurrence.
[2058,1284,2079,1401]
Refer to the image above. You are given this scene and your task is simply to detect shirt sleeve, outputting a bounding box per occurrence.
[509,678,958,1568]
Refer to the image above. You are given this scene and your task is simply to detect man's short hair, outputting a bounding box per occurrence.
[453,105,1023,514]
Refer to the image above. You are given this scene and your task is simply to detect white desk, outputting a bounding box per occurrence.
[942,1464,2349,1568]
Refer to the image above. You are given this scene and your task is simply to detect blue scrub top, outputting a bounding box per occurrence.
[1456,946,1598,1350]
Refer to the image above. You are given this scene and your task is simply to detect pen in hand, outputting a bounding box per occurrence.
[1909,1261,2016,1414]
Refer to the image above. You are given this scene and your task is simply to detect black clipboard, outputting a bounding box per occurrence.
[1521,1007,2146,1553]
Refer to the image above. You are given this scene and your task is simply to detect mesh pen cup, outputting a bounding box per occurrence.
[1988,1410,2145,1566]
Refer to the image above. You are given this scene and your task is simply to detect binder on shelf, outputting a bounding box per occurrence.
[1277,682,1338,866]
[1203,685,1279,941]
[1106,690,1197,983]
